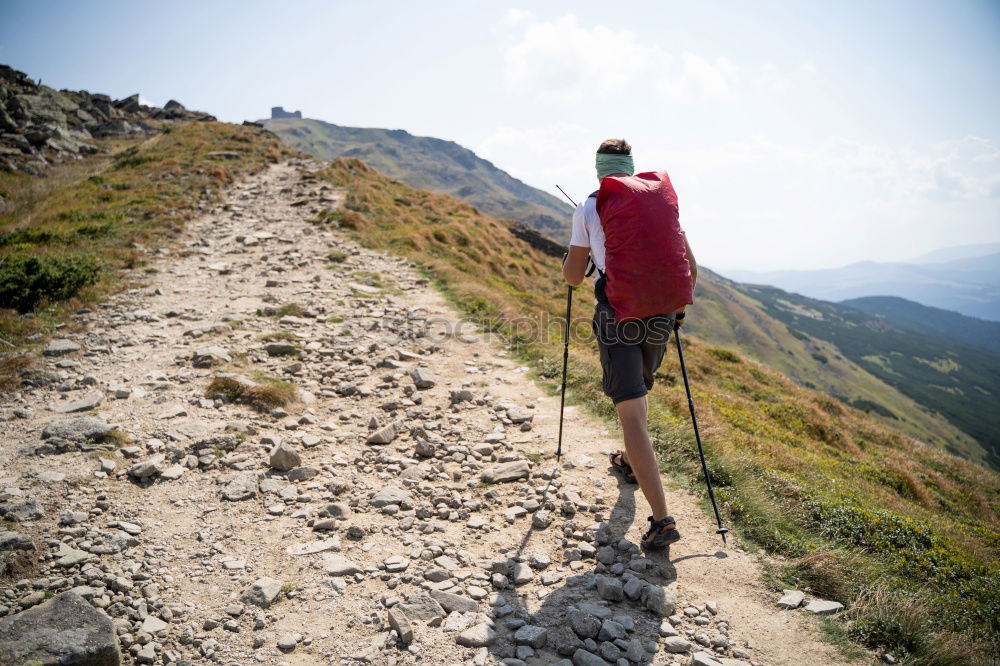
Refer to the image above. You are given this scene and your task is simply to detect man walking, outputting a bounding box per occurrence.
[562,138,697,550]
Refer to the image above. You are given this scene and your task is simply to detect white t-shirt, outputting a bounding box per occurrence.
[569,195,605,280]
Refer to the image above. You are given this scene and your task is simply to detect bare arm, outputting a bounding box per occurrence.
[684,233,697,288]
[563,245,590,286]
[676,234,696,322]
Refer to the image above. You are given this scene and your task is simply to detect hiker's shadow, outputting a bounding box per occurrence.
[485,473,681,665]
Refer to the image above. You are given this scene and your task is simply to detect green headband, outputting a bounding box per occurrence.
[596,152,634,179]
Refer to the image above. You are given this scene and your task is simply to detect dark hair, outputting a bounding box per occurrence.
[597,138,631,155]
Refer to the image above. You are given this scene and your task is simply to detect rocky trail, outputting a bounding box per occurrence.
[0,161,848,666]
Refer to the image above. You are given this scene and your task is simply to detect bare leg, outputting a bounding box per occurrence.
[615,396,669,520]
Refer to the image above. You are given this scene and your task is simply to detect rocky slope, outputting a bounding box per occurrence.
[0,63,215,179]
[0,160,848,666]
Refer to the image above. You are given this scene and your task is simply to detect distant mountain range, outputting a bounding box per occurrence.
[263,117,573,242]
[843,295,1000,357]
[728,245,1000,321]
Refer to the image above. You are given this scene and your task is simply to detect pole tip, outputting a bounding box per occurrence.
[717,527,729,545]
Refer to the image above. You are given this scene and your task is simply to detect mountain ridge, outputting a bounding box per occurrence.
[729,252,1000,321]
[843,295,1000,357]
[262,117,573,241]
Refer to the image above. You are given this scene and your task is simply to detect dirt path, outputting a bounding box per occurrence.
[0,160,848,666]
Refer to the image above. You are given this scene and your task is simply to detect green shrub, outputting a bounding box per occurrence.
[0,254,99,312]
[707,347,742,363]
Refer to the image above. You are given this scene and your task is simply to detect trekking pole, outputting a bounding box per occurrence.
[556,285,572,461]
[674,327,729,545]
[554,185,579,461]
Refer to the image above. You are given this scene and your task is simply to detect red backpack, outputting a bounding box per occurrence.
[595,171,693,322]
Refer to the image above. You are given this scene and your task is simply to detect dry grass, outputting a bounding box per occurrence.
[0,353,34,391]
[206,374,296,411]
[846,586,984,665]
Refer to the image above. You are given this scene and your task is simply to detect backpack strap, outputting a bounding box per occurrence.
[583,192,599,277]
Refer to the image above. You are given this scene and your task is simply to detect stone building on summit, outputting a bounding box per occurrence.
[271,106,302,119]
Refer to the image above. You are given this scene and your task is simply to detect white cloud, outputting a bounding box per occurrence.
[499,14,736,104]
[659,135,1000,269]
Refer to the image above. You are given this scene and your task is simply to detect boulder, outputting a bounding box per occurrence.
[52,392,103,414]
[0,531,34,551]
[41,416,112,442]
[804,599,844,615]
[429,590,477,614]
[127,454,164,479]
[481,460,529,483]
[0,591,121,665]
[513,625,547,648]
[596,575,624,602]
[691,652,723,666]
[387,607,413,644]
[777,589,804,610]
[642,584,676,616]
[268,442,301,472]
[0,500,44,522]
[43,339,80,356]
[410,368,436,389]
[572,648,611,666]
[221,473,258,501]
[366,423,397,445]
[370,486,411,508]
[240,577,284,608]
[456,623,496,647]
[397,595,445,625]
[663,636,692,653]
[323,554,362,576]
[191,346,231,368]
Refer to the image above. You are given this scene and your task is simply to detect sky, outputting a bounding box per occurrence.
[2,0,999,272]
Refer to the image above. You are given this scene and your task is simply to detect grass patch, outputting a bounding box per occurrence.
[523,452,542,464]
[95,428,132,448]
[258,303,305,318]
[0,353,34,391]
[258,331,295,343]
[206,373,296,411]
[327,250,348,263]
[273,303,305,318]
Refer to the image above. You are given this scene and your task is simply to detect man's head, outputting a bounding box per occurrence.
[596,138,634,180]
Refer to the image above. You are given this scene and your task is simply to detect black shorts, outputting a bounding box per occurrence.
[592,302,674,404]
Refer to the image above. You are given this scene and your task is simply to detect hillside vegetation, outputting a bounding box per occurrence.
[0,122,290,347]
[684,272,986,465]
[731,283,1000,468]
[843,296,1000,358]
[314,157,999,663]
[264,117,572,241]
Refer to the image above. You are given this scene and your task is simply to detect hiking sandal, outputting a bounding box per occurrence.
[642,515,681,550]
[609,451,637,484]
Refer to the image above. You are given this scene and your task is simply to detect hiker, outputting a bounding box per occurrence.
[562,138,697,550]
